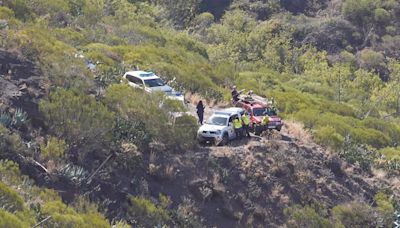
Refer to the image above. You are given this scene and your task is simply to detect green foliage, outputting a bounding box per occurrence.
[113,116,151,150]
[285,205,335,228]
[128,195,170,227]
[40,137,66,162]
[105,84,196,152]
[2,0,33,21]
[12,108,28,128]
[40,88,114,162]
[339,136,379,171]
[0,112,12,128]
[58,164,88,186]
[0,160,24,186]
[331,201,377,227]
[314,126,344,150]
[0,181,25,213]
[41,200,109,228]
[374,192,395,227]
[0,209,30,228]
[0,109,29,129]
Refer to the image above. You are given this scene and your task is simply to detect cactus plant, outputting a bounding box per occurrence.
[58,164,88,185]
[0,112,12,128]
[12,108,28,127]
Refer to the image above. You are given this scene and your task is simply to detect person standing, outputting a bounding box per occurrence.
[231,85,239,102]
[196,100,205,124]
[241,112,251,137]
[233,117,243,139]
[262,114,270,131]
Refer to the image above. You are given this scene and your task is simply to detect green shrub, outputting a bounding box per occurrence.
[314,125,344,150]
[0,160,24,187]
[40,88,114,162]
[339,136,379,171]
[0,181,25,213]
[105,84,196,151]
[284,205,335,228]
[3,0,33,21]
[331,201,377,227]
[374,192,395,227]
[172,114,198,151]
[41,199,109,228]
[0,209,30,228]
[40,137,66,162]
[128,196,170,227]
[379,147,400,160]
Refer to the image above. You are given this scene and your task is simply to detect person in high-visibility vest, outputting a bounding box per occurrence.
[233,117,243,138]
[241,113,251,137]
[262,115,269,131]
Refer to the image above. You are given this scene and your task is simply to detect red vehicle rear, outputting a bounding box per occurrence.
[237,98,283,135]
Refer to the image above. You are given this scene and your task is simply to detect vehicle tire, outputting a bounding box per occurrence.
[219,133,229,146]
[276,126,282,131]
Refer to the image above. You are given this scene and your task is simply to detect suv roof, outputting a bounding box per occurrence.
[214,107,244,116]
[124,71,159,80]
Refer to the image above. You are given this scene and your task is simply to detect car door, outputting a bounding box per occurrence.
[228,114,237,139]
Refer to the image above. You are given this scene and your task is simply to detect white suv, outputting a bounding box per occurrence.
[197,107,245,146]
[122,70,185,104]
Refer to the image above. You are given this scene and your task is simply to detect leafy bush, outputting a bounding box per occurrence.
[0,181,25,213]
[41,200,109,228]
[128,196,171,227]
[0,209,30,228]
[339,136,379,171]
[331,201,377,227]
[40,137,66,162]
[374,192,395,227]
[314,125,344,150]
[40,88,114,162]
[105,84,196,152]
[285,205,335,228]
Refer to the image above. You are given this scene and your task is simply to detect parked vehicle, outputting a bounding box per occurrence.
[236,94,283,134]
[197,107,244,146]
[122,71,185,104]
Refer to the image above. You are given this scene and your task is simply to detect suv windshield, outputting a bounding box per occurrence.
[266,108,277,116]
[206,116,227,126]
[144,78,166,87]
[253,108,266,116]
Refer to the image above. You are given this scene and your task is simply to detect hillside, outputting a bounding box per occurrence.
[0,0,399,227]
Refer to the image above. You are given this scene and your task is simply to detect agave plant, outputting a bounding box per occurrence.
[0,112,12,128]
[12,108,28,127]
[58,164,88,186]
[395,209,400,228]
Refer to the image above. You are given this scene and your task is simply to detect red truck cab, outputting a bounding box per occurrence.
[238,100,283,135]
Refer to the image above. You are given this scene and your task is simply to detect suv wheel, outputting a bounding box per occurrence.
[219,133,229,146]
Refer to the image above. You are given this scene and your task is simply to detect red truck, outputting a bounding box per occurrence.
[236,96,283,135]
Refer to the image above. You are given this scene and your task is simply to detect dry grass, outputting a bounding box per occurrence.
[283,120,314,145]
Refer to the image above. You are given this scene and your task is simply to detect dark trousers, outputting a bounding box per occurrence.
[235,128,242,138]
[197,112,204,124]
[243,125,250,137]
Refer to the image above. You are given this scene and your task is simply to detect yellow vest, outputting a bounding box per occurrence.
[233,119,242,129]
[242,115,250,125]
[262,116,269,125]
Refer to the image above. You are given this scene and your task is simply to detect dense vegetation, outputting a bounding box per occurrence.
[0,0,399,226]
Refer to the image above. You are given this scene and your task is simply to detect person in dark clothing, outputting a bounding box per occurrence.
[231,86,239,102]
[196,100,205,124]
